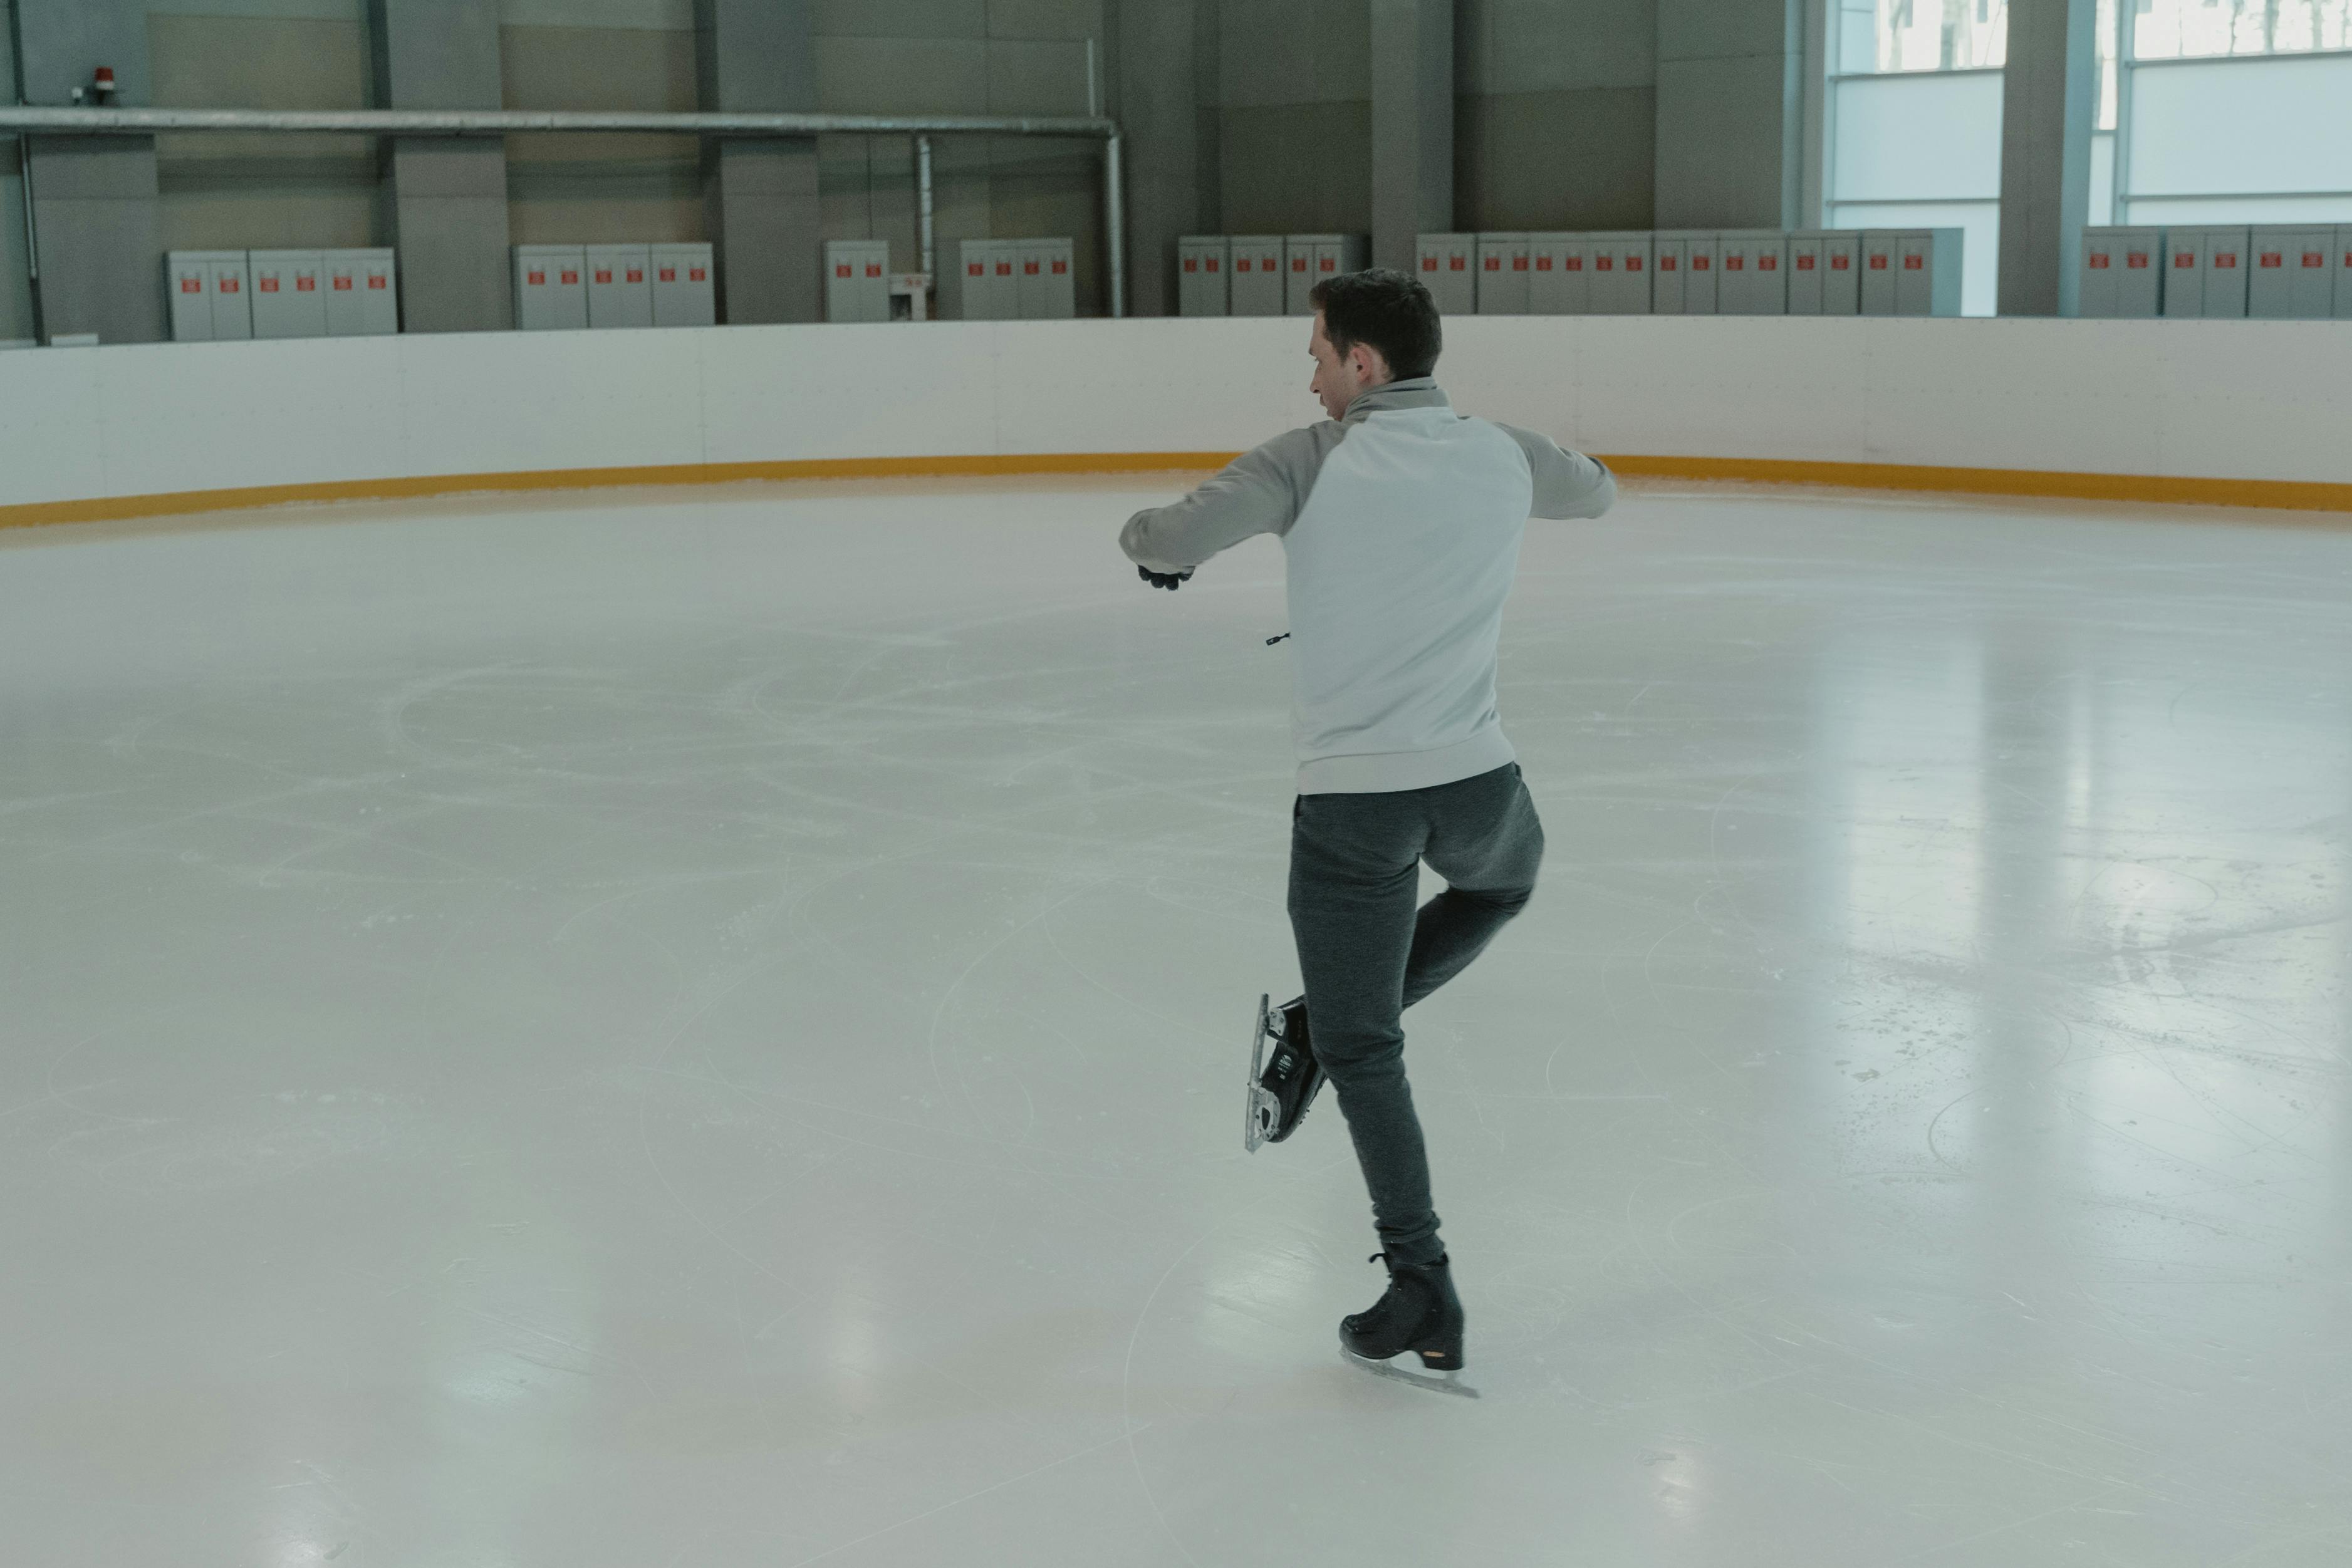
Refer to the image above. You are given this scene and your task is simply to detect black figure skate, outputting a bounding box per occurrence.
[1339,1252,1479,1398]
[1243,994,1323,1153]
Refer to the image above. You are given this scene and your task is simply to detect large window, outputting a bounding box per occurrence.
[1825,0,2007,314]
[2103,0,2352,226]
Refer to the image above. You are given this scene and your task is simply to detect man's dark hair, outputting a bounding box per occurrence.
[1308,267,1442,381]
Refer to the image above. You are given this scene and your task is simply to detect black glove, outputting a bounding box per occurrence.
[1138,564,1194,592]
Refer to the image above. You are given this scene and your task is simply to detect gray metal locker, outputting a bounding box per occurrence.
[1584,233,1653,314]
[1717,231,1787,315]
[249,250,326,340]
[2079,227,2161,318]
[2162,229,2208,318]
[1474,232,1530,315]
[1527,234,1587,315]
[1018,237,1076,320]
[167,251,252,343]
[825,239,890,324]
[586,244,654,329]
[651,244,715,327]
[1787,231,1860,315]
[1654,233,1719,315]
[2338,227,2352,319]
[1858,231,1902,316]
[324,249,397,337]
[515,246,588,331]
[1281,234,1363,315]
[1229,236,1286,317]
[2199,227,2251,318]
[1313,234,1367,296]
[949,239,996,321]
[1895,230,1964,316]
[1416,233,1477,316]
[1179,236,1229,317]
[2246,227,2333,319]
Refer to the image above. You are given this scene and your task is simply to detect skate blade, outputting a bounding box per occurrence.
[1244,993,1272,1154]
[1340,1347,1481,1399]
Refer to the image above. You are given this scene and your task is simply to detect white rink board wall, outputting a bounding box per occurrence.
[4,316,2352,514]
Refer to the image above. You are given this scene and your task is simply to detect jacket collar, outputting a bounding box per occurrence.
[1340,376,1451,425]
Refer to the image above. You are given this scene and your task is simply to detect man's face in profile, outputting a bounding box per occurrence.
[1309,311,1390,422]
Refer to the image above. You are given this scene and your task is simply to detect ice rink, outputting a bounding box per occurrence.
[4,475,2349,1567]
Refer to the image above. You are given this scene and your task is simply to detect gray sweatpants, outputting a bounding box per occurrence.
[1287,762,1545,1267]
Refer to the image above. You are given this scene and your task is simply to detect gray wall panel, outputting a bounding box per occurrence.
[814,0,987,39]
[1653,11,1798,229]
[1219,101,1372,234]
[1460,85,1655,231]
[1113,0,1209,316]
[1657,0,1789,63]
[1459,0,1653,95]
[814,36,989,114]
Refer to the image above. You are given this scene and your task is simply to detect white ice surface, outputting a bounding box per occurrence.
[3,478,2349,1567]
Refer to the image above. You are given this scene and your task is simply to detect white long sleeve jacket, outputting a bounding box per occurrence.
[1119,378,1616,795]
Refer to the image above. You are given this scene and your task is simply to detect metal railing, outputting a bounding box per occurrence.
[1,106,1127,320]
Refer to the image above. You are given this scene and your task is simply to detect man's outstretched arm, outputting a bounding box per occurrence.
[1119,426,1333,577]
[1497,425,1617,520]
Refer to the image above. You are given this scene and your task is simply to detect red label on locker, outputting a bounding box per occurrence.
[1660,255,1677,272]
[690,268,706,281]
[2305,252,2325,268]
[1449,257,1465,271]
[1796,255,1815,271]
[1692,255,1709,270]
[1321,257,1336,272]
[1512,256,1527,271]
[1237,259,1251,272]
[260,278,279,293]
[1759,255,1777,271]
[836,264,851,278]
[180,278,202,293]
[2174,253,2195,267]
[1185,258,1199,273]
[1293,257,1308,273]
[2260,252,2282,268]
[561,270,579,284]
[865,264,882,278]
[969,261,983,276]
[1626,257,1642,272]
[528,270,546,285]
[2089,254,2110,269]
[333,276,353,290]
[1869,255,1888,270]
[1025,261,1039,275]
[628,269,645,283]
[1903,255,1923,270]
[1205,259,1217,273]
[1564,256,1582,272]
[1535,256,1552,271]
[1484,256,1500,271]
[368,275,387,289]
[660,267,677,282]
[1724,256,1742,271]
[598,270,615,283]
[296,276,316,291]
[996,262,1012,275]
[221,277,239,292]
[1831,256,1850,271]
[2215,252,2237,268]
[2127,252,2148,267]
[1053,261,1067,274]
[1596,257,1613,271]
[1420,256,1436,271]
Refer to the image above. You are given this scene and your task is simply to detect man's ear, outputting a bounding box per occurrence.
[1350,342,1388,382]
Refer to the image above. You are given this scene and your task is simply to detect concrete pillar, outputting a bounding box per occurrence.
[1110,0,1209,316]
[1655,0,1803,230]
[369,1,513,334]
[1997,0,2098,317]
[13,0,164,344]
[695,0,819,326]
[1369,0,1453,275]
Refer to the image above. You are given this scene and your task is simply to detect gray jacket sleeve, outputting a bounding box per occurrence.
[1119,425,1335,574]
[1497,424,1617,520]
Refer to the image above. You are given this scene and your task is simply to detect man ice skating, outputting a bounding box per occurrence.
[1118,267,1616,1393]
